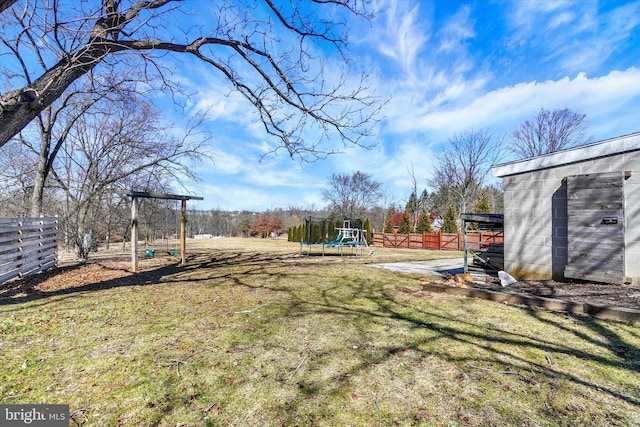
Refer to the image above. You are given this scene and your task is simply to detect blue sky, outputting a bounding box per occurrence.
[170,0,640,212]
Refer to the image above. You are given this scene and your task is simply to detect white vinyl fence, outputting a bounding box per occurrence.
[0,217,58,284]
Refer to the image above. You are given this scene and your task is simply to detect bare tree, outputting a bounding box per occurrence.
[52,97,206,257]
[1,2,149,215]
[17,83,136,216]
[0,0,381,157]
[0,139,35,215]
[430,129,504,216]
[509,108,589,159]
[322,171,382,220]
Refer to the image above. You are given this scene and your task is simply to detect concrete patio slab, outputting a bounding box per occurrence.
[370,258,465,276]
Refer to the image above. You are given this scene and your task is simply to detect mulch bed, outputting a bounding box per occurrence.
[469,276,640,311]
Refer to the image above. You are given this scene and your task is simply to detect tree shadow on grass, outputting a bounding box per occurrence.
[0,250,298,306]
[1,249,638,424]
[254,282,640,425]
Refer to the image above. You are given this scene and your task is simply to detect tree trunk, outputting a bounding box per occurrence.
[75,201,93,259]
[0,0,17,13]
[29,129,52,217]
[0,42,113,149]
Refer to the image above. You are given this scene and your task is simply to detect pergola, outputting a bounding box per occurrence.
[127,191,203,272]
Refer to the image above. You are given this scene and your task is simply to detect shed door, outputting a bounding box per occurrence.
[564,172,625,284]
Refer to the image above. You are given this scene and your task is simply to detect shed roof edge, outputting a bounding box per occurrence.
[491,131,640,178]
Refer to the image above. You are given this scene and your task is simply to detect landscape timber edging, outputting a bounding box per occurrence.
[422,283,640,323]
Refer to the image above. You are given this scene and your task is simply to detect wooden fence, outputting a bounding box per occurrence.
[0,217,58,284]
[372,231,503,251]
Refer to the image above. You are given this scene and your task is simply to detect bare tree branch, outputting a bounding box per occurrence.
[0,0,382,159]
[0,0,17,14]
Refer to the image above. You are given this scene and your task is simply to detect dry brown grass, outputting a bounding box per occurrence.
[1,237,639,426]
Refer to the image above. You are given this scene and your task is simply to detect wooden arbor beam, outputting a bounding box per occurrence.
[127,191,203,272]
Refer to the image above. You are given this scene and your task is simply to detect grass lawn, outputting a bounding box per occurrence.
[1,237,639,426]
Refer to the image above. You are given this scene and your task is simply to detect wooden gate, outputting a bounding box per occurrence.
[564,172,625,284]
[383,232,408,248]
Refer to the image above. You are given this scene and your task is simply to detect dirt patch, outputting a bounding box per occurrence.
[467,276,640,311]
[0,257,176,301]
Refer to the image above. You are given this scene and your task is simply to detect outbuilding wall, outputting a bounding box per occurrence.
[500,144,640,284]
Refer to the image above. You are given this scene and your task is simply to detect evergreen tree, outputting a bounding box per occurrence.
[419,189,431,211]
[383,205,396,232]
[398,210,413,234]
[363,218,372,244]
[320,220,327,242]
[406,191,419,214]
[473,190,492,213]
[311,223,321,242]
[327,221,338,241]
[416,209,433,233]
[405,191,419,230]
[467,190,492,230]
[383,215,395,233]
[441,204,459,233]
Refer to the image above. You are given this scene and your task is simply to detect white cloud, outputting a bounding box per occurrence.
[208,149,244,175]
[191,182,278,211]
[436,5,476,54]
[386,67,640,142]
[506,1,640,75]
[374,0,431,77]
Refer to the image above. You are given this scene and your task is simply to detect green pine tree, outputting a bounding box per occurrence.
[406,191,419,214]
[419,189,431,211]
[442,204,459,233]
[398,210,413,234]
[383,215,395,233]
[311,224,321,242]
[363,218,372,244]
[473,190,491,213]
[327,221,338,242]
[468,190,492,230]
[416,209,433,233]
[383,205,396,233]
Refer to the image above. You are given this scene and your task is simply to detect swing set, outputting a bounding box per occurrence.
[127,191,203,272]
[143,199,180,258]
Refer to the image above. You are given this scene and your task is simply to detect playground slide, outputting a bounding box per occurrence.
[327,234,343,246]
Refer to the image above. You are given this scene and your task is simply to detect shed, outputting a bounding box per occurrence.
[491,131,640,285]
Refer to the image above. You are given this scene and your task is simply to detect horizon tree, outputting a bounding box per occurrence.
[509,108,589,159]
[430,129,504,217]
[322,171,383,220]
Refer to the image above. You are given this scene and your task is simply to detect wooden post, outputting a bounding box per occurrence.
[462,220,468,273]
[180,199,186,266]
[131,197,139,272]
